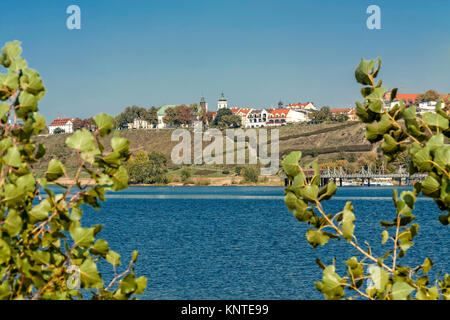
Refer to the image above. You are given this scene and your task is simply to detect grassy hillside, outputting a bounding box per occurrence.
[34,121,374,173]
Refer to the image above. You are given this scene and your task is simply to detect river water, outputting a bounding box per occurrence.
[80,186,448,299]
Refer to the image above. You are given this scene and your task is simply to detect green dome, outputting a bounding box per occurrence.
[219,92,227,101]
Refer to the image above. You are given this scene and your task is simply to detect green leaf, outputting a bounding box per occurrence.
[434,146,450,170]
[31,251,50,265]
[391,281,414,300]
[131,250,139,263]
[91,239,109,256]
[366,87,386,101]
[422,258,433,274]
[29,198,51,223]
[342,201,355,242]
[281,151,301,177]
[355,58,378,86]
[368,265,389,291]
[1,72,19,91]
[400,191,416,210]
[381,230,389,244]
[79,258,103,289]
[4,146,21,167]
[306,229,330,248]
[106,250,121,266]
[111,136,130,155]
[4,184,25,206]
[135,276,147,295]
[3,41,22,60]
[0,102,10,119]
[70,225,95,248]
[381,134,398,153]
[299,185,319,202]
[66,129,95,152]
[94,113,115,137]
[4,210,23,237]
[315,265,345,300]
[111,166,129,191]
[0,239,11,264]
[422,112,448,130]
[45,159,65,181]
[421,176,440,197]
[345,257,364,280]
[119,274,137,295]
[18,91,37,111]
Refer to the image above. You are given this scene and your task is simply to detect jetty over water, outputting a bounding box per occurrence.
[285,166,427,187]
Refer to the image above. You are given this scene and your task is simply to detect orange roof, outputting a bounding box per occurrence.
[330,108,353,113]
[288,102,314,108]
[394,94,420,103]
[268,108,290,118]
[230,107,252,116]
[49,118,73,126]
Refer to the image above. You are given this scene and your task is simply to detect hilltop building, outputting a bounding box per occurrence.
[266,108,308,126]
[200,96,208,112]
[330,108,357,121]
[48,117,74,134]
[287,102,317,113]
[157,104,176,129]
[278,100,284,109]
[383,92,450,114]
[127,117,151,130]
[217,93,228,110]
[246,109,269,128]
[230,107,253,127]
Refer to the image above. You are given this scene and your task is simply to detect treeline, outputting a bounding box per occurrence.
[309,106,349,123]
[115,106,159,128]
[114,104,242,129]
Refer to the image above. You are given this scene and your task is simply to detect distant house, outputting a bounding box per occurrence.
[330,108,355,121]
[157,105,176,129]
[266,108,308,126]
[127,117,151,130]
[287,102,317,113]
[230,107,253,127]
[383,93,420,108]
[383,92,449,114]
[348,109,358,121]
[48,118,74,134]
[246,109,268,128]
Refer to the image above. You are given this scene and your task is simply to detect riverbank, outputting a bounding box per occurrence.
[53,175,286,187]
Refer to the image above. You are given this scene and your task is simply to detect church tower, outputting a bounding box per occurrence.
[217,92,228,110]
[200,96,208,112]
[278,100,283,109]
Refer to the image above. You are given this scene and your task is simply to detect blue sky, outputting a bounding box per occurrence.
[1,0,449,121]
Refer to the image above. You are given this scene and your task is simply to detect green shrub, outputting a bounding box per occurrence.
[282,58,450,300]
[0,41,146,299]
[180,167,192,181]
[241,166,259,183]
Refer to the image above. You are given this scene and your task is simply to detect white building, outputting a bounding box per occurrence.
[266,108,307,126]
[417,101,438,115]
[127,117,151,130]
[217,93,228,110]
[246,109,268,128]
[48,118,74,134]
[157,104,176,129]
[287,102,317,113]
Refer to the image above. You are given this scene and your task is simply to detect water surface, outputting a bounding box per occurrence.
[81,186,448,299]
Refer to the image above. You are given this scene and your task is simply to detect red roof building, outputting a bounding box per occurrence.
[48,117,74,134]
